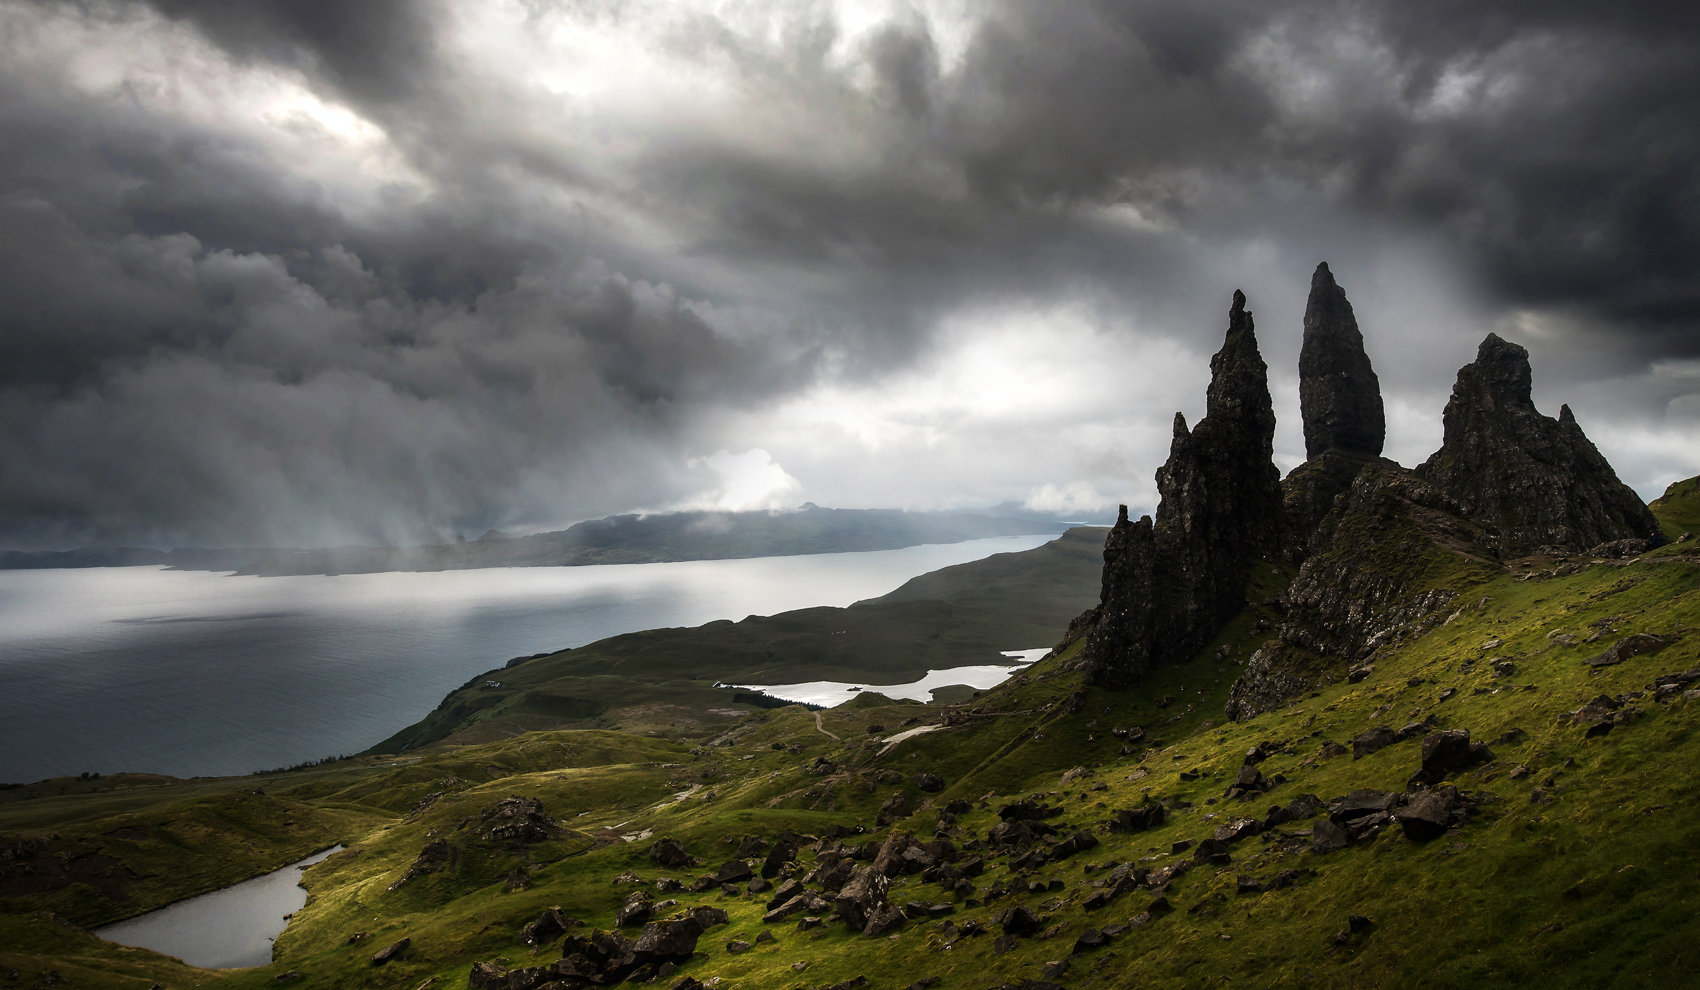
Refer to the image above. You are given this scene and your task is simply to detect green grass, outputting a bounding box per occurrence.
[6,499,1700,989]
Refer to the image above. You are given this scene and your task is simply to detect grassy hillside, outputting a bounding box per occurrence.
[369,528,1108,753]
[4,497,1699,989]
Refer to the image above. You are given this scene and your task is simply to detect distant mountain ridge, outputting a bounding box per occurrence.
[0,505,1073,574]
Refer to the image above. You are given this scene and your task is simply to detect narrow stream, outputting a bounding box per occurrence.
[95,845,342,969]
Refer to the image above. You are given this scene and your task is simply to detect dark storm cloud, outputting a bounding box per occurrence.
[1,0,1696,548]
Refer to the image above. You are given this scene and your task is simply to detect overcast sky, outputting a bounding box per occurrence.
[2,0,1697,550]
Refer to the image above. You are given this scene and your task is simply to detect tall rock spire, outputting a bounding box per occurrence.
[1416,333,1663,555]
[1298,263,1384,459]
[1083,290,1285,687]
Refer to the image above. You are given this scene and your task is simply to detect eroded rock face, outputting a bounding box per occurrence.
[1417,333,1662,556]
[1226,462,1500,722]
[1084,291,1284,687]
[1299,263,1384,460]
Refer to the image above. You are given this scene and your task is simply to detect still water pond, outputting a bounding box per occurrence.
[0,535,1054,782]
[96,846,342,969]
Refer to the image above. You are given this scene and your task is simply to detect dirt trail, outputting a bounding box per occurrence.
[814,711,840,741]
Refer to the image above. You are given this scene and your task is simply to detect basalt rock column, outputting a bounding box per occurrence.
[1285,263,1388,557]
[1298,263,1384,460]
[1080,506,1155,689]
[1084,290,1285,686]
[1416,333,1662,556]
[1149,292,1285,663]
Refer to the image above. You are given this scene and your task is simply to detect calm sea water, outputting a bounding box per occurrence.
[96,845,343,969]
[0,535,1053,783]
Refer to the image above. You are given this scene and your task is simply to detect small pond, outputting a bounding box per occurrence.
[96,845,342,969]
[728,647,1049,707]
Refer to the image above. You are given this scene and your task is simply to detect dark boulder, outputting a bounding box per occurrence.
[998,799,1059,822]
[370,938,409,965]
[715,859,754,884]
[760,839,796,879]
[1109,805,1166,832]
[1311,819,1350,855]
[1397,789,1456,842]
[861,903,906,937]
[736,834,767,857]
[997,905,1040,936]
[630,917,704,960]
[649,837,692,869]
[1352,726,1399,759]
[1330,790,1397,824]
[614,891,654,928]
[833,865,891,932]
[520,907,579,945]
[1585,633,1670,668]
[914,773,945,792]
[1411,730,1493,785]
[877,794,914,826]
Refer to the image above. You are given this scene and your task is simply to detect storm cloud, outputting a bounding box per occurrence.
[2,0,1697,549]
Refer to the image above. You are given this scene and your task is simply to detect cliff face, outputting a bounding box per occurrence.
[1225,462,1501,721]
[1416,333,1663,556]
[1082,291,1284,687]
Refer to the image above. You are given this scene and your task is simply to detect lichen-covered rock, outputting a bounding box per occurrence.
[1299,263,1384,460]
[1416,333,1662,556]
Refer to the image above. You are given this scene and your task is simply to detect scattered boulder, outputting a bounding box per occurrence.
[878,794,915,826]
[1351,726,1399,759]
[833,865,892,932]
[370,938,409,965]
[715,859,754,884]
[519,907,580,945]
[862,903,906,937]
[649,837,692,869]
[997,905,1040,936]
[1585,633,1670,668]
[1411,730,1493,785]
[914,773,945,793]
[1311,820,1351,855]
[614,890,655,927]
[1109,805,1166,832]
[1397,787,1461,842]
[1330,790,1397,825]
[736,834,768,857]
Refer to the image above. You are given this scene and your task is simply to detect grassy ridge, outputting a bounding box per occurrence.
[370,528,1107,754]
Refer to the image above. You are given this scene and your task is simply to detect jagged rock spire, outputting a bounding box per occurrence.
[1299,263,1384,459]
[1417,333,1663,555]
[1083,290,1285,687]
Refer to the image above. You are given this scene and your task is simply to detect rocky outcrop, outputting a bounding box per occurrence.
[1083,291,1285,687]
[1079,508,1156,688]
[1226,462,1501,721]
[1299,263,1384,460]
[1417,333,1662,556]
[479,796,563,846]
